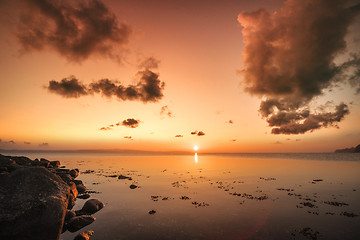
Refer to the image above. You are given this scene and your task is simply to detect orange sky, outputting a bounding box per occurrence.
[0,0,359,153]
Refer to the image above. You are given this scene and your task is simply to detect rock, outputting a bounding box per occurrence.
[78,193,91,199]
[65,210,76,221]
[74,230,94,240]
[68,193,77,210]
[57,173,74,183]
[148,210,156,214]
[69,169,79,179]
[129,184,138,189]
[67,216,96,232]
[69,182,79,198]
[77,199,104,215]
[40,158,50,168]
[50,161,61,168]
[8,156,32,166]
[0,167,70,240]
[73,179,83,185]
[118,174,132,180]
[76,183,87,194]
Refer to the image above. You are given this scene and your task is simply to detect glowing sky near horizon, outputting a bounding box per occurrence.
[0,0,359,153]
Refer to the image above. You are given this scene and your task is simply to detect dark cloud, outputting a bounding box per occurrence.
[175,135,183,138]
[231,139,237,142]
[24,141,31,144]
[47,69,165,103]
[228,120,233,124]
[124,136,133,140]
[48,77,88,98]
[0,139,15,145]
[191,131,198,135]
[197,131,205,136]
[160,105,173,117]
[238,0,360,135]
[122,118,140,128]
[16,0,131,62]
[39,142,49,147]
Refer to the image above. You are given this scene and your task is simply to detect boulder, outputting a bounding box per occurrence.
[50,161,61,168]
[67,216,96,232]
[0,167,70,240]
[69,169,79,179]
[65,210,76,221]
[74,230,94,240]
[8,156,32,166]
[77,193,91,199]
[69,182,79,198]
[76,199,104,215]
[76,183,87,194]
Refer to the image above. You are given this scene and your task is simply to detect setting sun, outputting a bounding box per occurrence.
[193,146,199,151]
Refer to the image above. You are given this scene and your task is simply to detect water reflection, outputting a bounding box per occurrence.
[194,153,198,163]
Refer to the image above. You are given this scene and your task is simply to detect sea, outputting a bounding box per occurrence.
[4,152,360,240]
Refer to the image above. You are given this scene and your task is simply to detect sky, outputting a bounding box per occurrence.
[0,0,359,153]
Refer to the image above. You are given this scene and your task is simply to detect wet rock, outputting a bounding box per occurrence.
[299,227,319,240]
[74,230,94,240]
[0,166,70,240]
[300,202,318,208]
[149,210,156,214]
[9,156,32,166]
[40,158,51,168]
[180,196,191,200]
[69,169,79,179]
[341,212,358,217]
[57,173,74,183]
[82,170,95,174]
[67,216,96,232]
[312,179,323,182]
[65,210,76,221]
[69,182,79,198]
[130,184,138,189]
[50,160,61,168]
[118,174,132,180]
[73,179,84,185]
[68,193,77,210]
[323,201,349,206]
[76,183,87,194]
[77,199,104,215]
[78,193,91,199]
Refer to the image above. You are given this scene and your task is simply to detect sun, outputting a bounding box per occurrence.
[193,146,199,151]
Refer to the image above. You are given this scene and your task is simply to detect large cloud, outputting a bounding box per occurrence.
[47,69,165,103]
[238,0,360,135]
[16,0,131,62]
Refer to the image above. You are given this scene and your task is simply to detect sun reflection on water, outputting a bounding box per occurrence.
[194,153,198,163]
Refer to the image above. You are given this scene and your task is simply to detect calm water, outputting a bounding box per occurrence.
[9,152,360,240]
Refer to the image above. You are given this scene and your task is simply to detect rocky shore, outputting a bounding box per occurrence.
[0,154,103,240]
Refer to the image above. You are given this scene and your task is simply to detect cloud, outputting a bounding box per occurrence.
[124,136,133,140]
[48,77,88,98]
[138,56,160,69]
[39,142,49,147]
[47,69,165,103]
[24,141,31,144]
[160,105,173,117]
[0,139,15,145]
[238,0,360,135]
[191,131,198,135]
[16,0,131,62]
[9,140,15,144]
[175,135,183,138]
[99,126,112,131]
[197,131,205,136]
[227,120,233,124]
[122,118,140,128]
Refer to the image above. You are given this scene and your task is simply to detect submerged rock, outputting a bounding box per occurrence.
[129,184,138,189]
[67,216,96,232]
[78,193,91,199]
[74,230,94,240]
[0,166,70,240]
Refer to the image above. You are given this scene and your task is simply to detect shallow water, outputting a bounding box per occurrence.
[15,153,360,239]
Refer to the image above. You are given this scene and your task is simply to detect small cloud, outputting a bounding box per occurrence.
[215,110,223,115]
[274,141,282,144]
[295,139,301,142]
[160,105,173,118]
[231,139,237,142]
[99,127,112,131]
[175,135,183,138]
[109,124,114,127]
[227,120,234,124]
[124,136,133,140]
[286,138,291,141]
[191,131,198,135]
[138,56,160,69]
[39,143,49,147]
[24,141,31,145]
[8,140,15,144]
[48,77,88,98]
[122,118,140,128]
[0,139,15,145]
[197,131,205,136]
